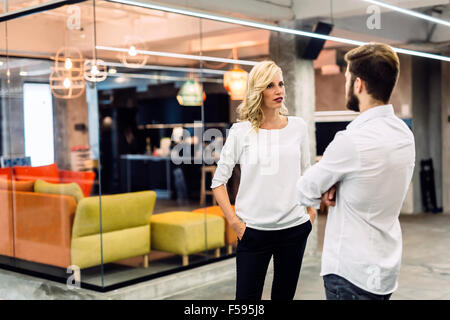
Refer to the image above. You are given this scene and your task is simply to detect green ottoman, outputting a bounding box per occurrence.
[150,211,225,266]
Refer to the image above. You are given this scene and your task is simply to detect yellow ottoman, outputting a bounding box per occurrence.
[150,211,225,266]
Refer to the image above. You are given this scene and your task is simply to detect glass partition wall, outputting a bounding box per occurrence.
[0,0,265,290]
[0,0,103,288]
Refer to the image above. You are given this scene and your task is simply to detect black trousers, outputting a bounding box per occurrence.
[235,221,312,300]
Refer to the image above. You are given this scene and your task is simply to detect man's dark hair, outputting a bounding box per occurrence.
[345,43,400,103]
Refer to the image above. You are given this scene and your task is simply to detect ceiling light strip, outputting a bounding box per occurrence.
[110,72,223,83]
[364,0,450,28]
[106,0,450,63]
[102,61,226,75]
[96,45,259,66]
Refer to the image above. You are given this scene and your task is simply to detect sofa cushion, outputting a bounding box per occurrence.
[72,191,157,238]
[0,178,35,192]
[150,211,225,255]
[14,163,60,183]
[0,168,13,180]
[59,170,96,197]
[34,179,84,203]
[71,225,150,269]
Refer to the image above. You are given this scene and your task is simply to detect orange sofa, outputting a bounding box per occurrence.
[11,163,96,197]
[0,189,77,267]
[0,163,96,267]
[0,187,156,270]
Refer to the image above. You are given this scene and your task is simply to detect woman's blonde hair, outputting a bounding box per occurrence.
[237,60,288,131]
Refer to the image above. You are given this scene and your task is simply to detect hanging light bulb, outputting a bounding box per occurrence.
[65,58,73,70]
[91,65,99,75]
[120,35,148,68]
[224,67,248,100]
[128,45,137,57]
[177,79,206,106]
[84,59,107,82]
[63,77,71,89]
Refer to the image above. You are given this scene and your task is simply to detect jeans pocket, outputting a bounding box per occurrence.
[324,277,337,294]
[324,275,360,300]
[325,287,340,300]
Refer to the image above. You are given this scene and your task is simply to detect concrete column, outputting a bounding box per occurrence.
[442,60,450,214]
[53,98,70,170]
[411,56,443,213]
[1,80,8,157]
[1,75,25,158]
[269,21,317,164]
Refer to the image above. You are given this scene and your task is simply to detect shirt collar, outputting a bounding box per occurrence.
[347,104,395,130]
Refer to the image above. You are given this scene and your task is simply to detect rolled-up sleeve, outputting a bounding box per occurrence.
[210,124,241,189]
[296,131,360,209]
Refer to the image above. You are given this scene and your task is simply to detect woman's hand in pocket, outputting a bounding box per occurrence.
[307,206,317,225]
[231,217,247,240]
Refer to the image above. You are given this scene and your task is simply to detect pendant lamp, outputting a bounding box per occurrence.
[223,48,248,100]
[176,78,206,106]
[84,59,107,82]
[49,46,85,99]
[223,67,248,100]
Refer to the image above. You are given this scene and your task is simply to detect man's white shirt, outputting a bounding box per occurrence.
[296,104,415,294]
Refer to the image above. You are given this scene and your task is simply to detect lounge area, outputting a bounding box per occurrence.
[0,161,238,287]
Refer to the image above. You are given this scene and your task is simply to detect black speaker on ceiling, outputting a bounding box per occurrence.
[297,21,333,60]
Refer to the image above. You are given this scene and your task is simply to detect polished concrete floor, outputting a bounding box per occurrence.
[163,213,450,300]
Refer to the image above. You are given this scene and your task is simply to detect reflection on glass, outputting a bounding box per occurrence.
[0,0,267,290]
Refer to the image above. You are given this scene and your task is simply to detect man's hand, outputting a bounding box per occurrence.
[307,206,317,224]
[321,184,337,207]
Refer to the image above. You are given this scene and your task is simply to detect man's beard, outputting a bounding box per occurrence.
[346,79,360,112]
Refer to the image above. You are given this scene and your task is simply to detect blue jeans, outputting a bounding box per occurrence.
[323,274,392,300]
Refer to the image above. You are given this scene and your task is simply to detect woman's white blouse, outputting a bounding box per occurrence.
[211,116,311,230]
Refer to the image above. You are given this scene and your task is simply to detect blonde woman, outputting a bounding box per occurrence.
[211,60,316,300]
